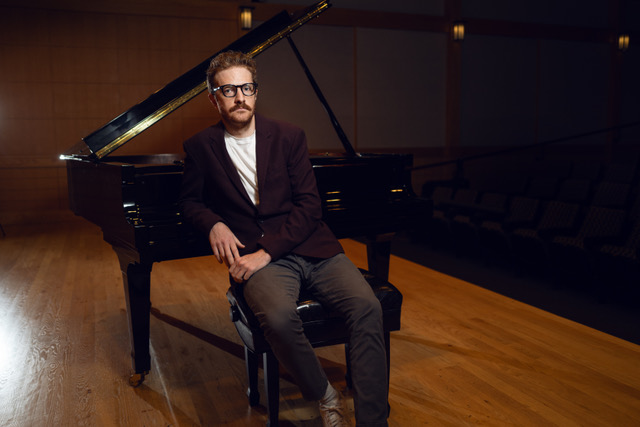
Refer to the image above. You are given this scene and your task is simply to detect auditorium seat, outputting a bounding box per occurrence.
[602,161,638,184]
[430,185,455,211]
[526,176,561,200]
[423,185,455,247]
[418,147,639,295]
[478,196,541,265]
[595,196,640,303]
[426,187,478,249]
[471,170,529,196]
[549,206,627,290]
[450,192,508,257]
[555,178,593,205]
[591,181,631,209]
[529,158,572,181]
[569,159,602,181]
[510,200,582,275]
[440,188,479,216]
[608,149,640,182]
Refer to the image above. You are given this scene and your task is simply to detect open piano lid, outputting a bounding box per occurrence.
[60,0,331,161]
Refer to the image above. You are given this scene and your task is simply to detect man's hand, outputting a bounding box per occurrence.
[229,249,272,283]
[209,222,245,266]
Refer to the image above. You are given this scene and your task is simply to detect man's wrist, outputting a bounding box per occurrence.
[258,248,272,262]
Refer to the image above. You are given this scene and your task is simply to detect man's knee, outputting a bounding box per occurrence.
[363,293,383,319]
[346,290,383,328]
[255,303,303,338]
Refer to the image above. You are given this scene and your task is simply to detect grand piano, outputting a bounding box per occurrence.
[61,0,431,386]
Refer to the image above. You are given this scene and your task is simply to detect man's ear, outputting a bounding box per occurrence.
[207,92,220,111]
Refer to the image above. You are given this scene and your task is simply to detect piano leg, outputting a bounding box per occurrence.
[364,233,395,282]
[118,254,152,386]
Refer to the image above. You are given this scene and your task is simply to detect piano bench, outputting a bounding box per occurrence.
[225,269,402,427]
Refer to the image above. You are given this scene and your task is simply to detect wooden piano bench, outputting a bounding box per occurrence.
[225,269,402,427]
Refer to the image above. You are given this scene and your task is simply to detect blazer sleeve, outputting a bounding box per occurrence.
[256,127,324,260]
[178,137,224,236]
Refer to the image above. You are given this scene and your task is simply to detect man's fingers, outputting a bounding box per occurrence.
[230,244,241,261]
[212,246,222,264]
[235,237,246,249]
[213,243,233,266]
[228,263,243,282]
[209,223,244,264]
[221,246,235,267]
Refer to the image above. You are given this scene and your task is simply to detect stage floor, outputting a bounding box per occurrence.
[1,219,638,426]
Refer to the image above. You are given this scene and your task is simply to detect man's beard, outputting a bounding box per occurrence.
[231,102,252,113]
[224,102,254,127]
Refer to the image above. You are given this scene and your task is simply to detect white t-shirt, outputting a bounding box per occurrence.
[224,131,259,205]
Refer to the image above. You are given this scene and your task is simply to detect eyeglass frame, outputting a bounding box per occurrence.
[211,83,258,98]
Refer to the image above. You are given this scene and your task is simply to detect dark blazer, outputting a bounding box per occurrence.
[179,114,343,261]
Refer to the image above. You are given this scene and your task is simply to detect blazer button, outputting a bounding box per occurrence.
[260,232,265,237]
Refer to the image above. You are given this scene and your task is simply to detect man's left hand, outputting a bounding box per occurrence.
[229,248,272,283]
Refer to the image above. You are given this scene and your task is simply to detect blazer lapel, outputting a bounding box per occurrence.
[208,124,254,206]
[255,115,271,206]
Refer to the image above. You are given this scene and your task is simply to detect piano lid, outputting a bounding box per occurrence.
[61,0,331,161]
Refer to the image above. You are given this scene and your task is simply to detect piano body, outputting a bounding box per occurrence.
[61,0,431,385]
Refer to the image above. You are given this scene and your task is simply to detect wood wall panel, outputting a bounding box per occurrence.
[0,45,51,81]
[0,168,62,211]
[0,7,49,46]
[51,46,120,84]
[2,83,54,118]
[1,120,57,157]
[0,1,636,226]
[47,10,122,49]
[0,2,240,225]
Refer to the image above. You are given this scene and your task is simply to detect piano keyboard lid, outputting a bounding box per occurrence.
[60,0,332,162]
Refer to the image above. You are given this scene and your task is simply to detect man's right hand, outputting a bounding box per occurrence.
[209,222,245,267]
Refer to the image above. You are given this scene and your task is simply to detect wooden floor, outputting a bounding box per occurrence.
[1,218,639,426]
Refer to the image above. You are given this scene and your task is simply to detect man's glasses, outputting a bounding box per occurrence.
[212,83,258,98]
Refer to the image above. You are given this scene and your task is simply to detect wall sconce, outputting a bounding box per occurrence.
[240,6,253,30]
[452,22,465,41]
[618,34,630,52]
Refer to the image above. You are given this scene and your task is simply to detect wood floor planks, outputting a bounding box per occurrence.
[0,218,638,426]
[385,256,640,426]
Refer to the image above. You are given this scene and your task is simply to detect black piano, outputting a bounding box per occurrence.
[61,0,431,386]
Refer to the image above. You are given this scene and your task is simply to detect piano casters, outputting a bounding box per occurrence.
[117,253,153,387]
[129,372,147,387]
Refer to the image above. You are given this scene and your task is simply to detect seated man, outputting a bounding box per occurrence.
[179,50,389,427]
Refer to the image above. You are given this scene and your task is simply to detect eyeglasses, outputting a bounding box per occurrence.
[212,83,258,98]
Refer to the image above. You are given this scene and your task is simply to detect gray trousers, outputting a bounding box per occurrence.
[242,253,389,426]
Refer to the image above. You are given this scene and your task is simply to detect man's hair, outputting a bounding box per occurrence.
[206,51,258,94]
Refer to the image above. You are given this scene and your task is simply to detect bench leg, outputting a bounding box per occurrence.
[344,343,353,388]
[245,346,260,406]
[384,330,391,417]
[264,351,280,427]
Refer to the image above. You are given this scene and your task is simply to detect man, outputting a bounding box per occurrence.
[179,51,389,427]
